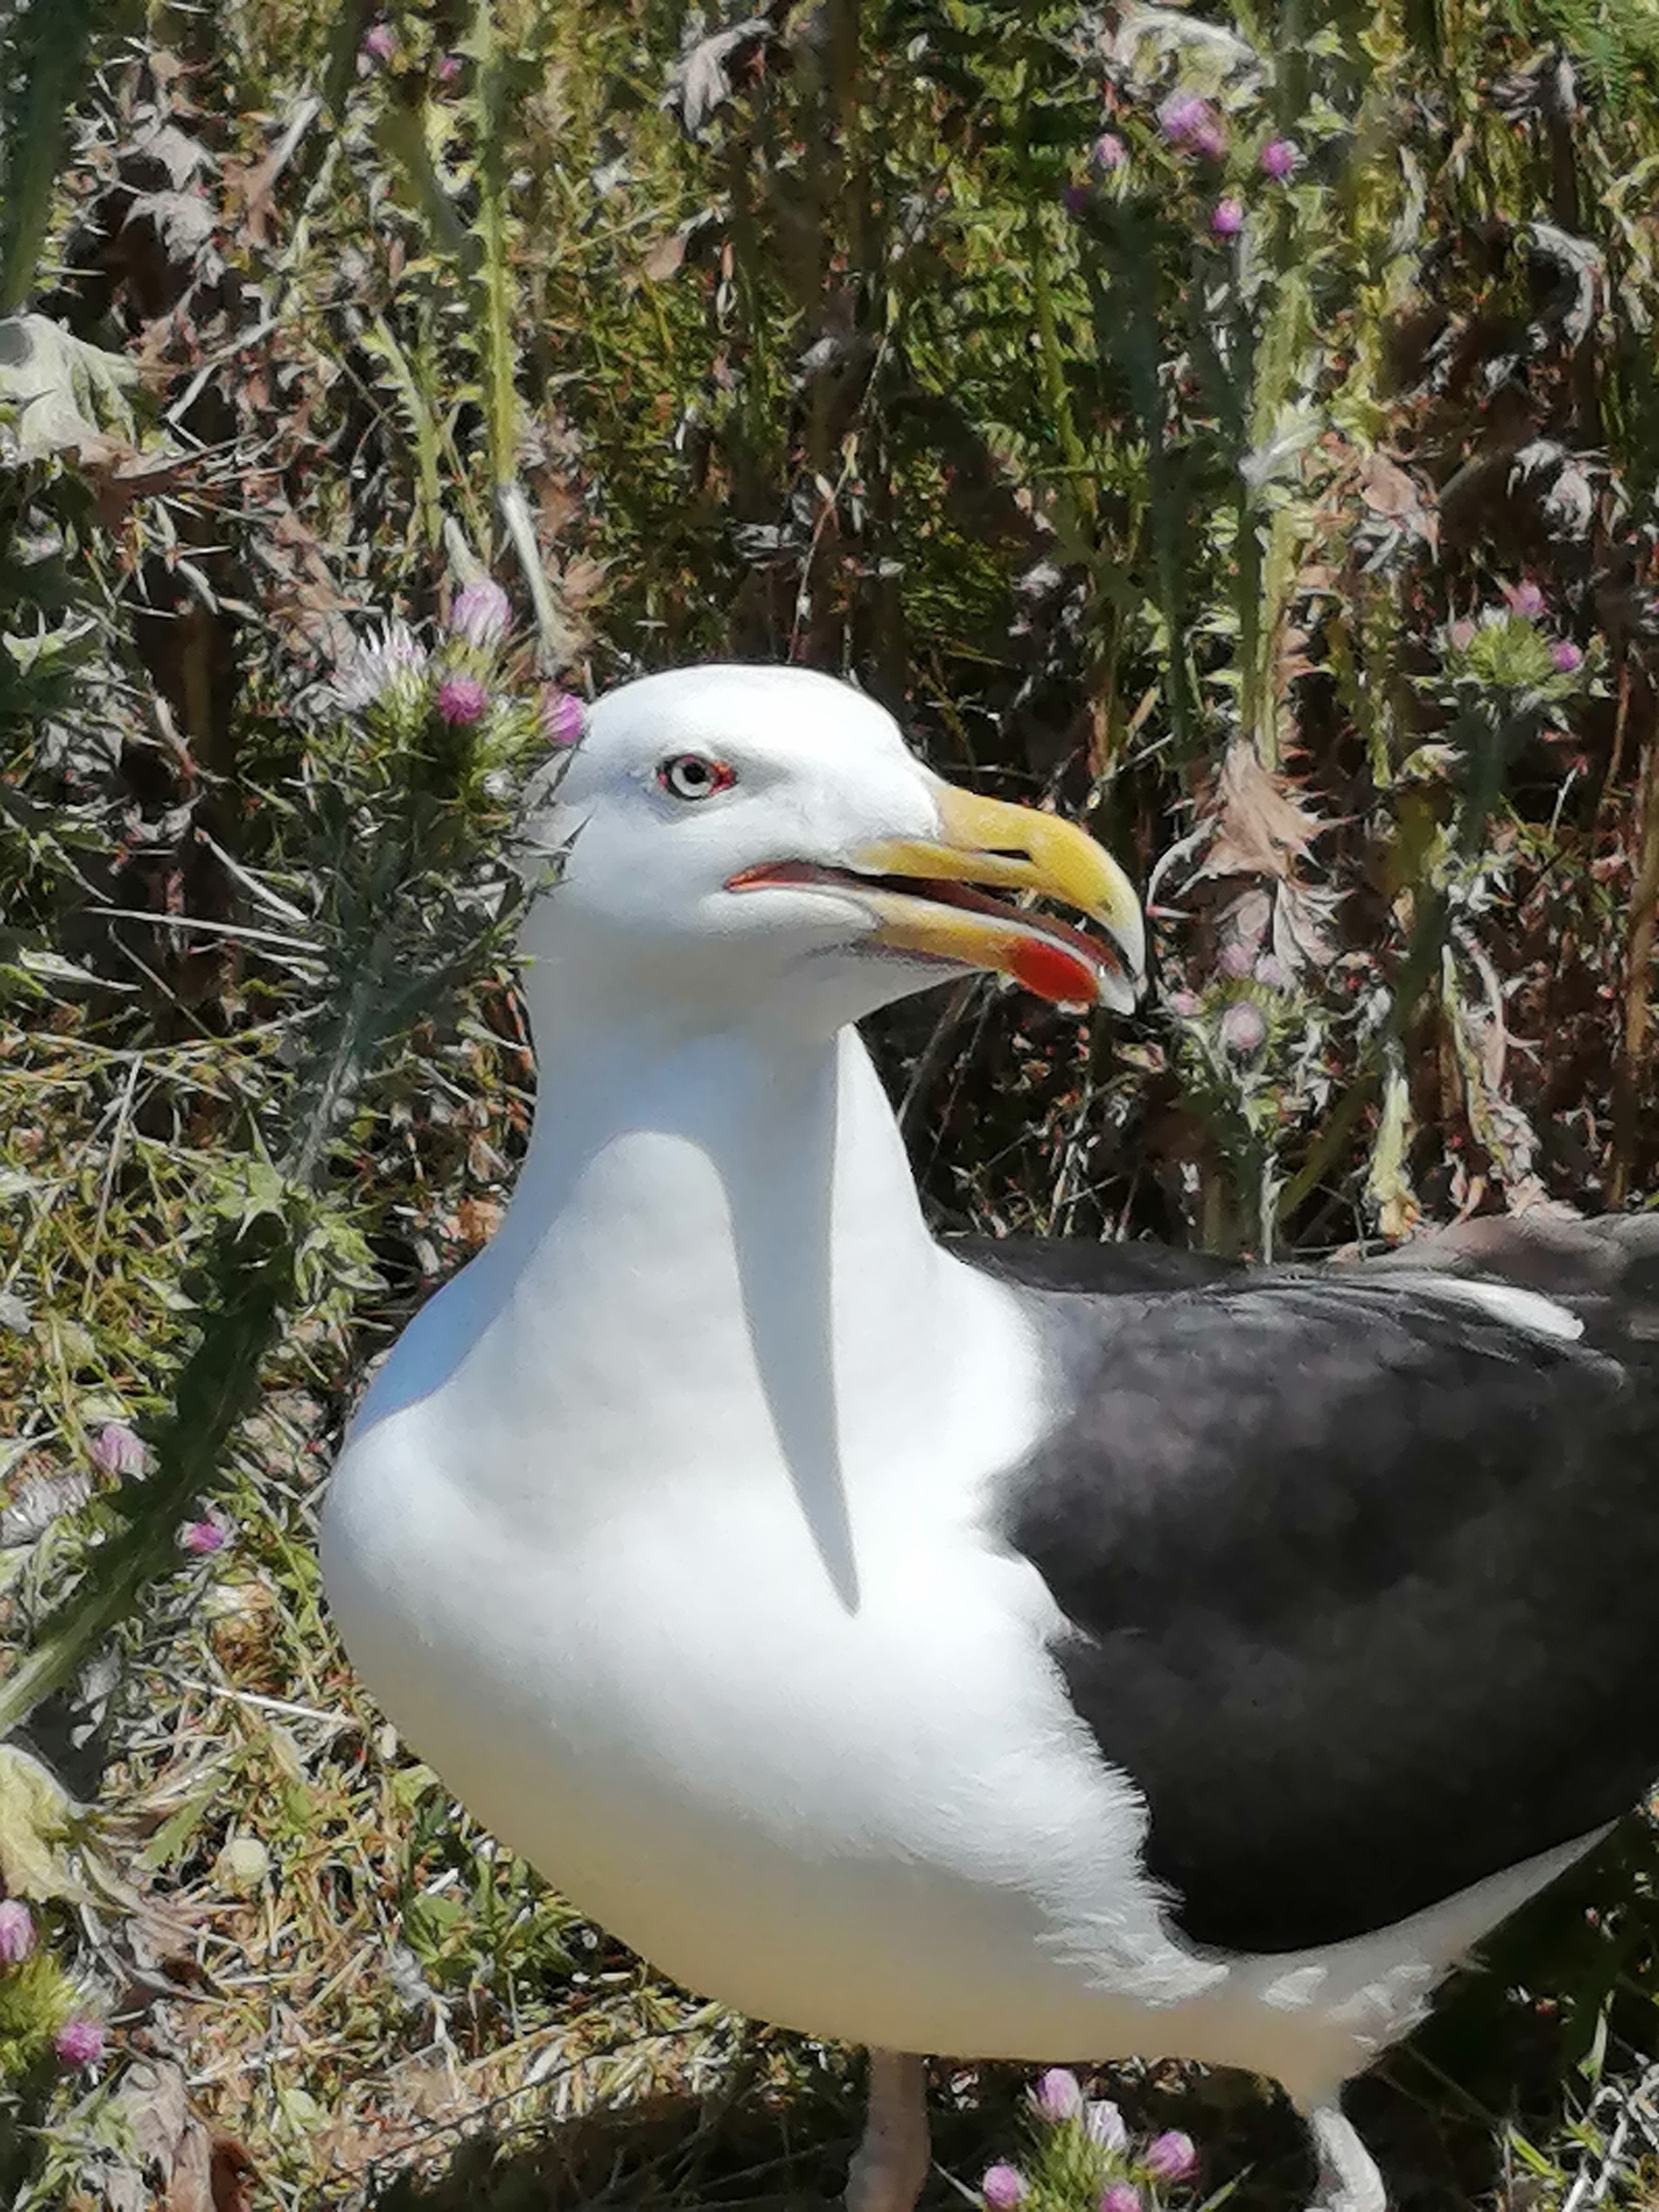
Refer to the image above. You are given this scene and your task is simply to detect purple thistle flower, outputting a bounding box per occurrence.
[1508,579,1546,617]
[1085,2099,1128,2150]
[1219,1002,1267,1057]
[1167,988,1202,1018]
[1031,2067,1085,2123]
[1216,940,1255,980]
[1101,2187,1143,2212]
[181,1519,227,1555]
[1260,138,1299,178]
[360,21,396,63]
[54,2018,105,2068]
[436,673,489,727]
[540,687,586,746]
[1158,92,1212,144]
[1550,638,1584,673]
[1253,953,1292,990]
[1145,2130,1198,2183]
[1092,132,1127,173]
[0,1899,35,1964]
[436,51,463,86]
[448,578,512,649]
[1063,184,1092,216]
[982,2166,1028,2209]
[1210,196,1245,237]
[91,1421,146,1477]
[331,620,428,712]
[1449,618,1476,650]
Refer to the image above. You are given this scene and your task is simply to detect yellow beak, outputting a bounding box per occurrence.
[847,782,1145,1011]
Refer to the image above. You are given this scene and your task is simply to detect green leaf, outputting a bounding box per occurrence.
[0,314,138,462]
[0,1742,78,1899]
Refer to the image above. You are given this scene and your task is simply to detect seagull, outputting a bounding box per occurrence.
[322,663,1659,2212]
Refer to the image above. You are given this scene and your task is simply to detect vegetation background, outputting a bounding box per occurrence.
[2,0,1658,2203]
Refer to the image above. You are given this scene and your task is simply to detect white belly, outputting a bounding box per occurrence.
[320,1396,1238,2060]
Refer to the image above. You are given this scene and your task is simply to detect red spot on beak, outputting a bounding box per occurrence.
[1009,937,1099,1005]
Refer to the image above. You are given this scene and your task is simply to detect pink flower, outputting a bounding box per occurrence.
[1190,119,1227,160]
[1507,579,1546,617]
[1219,1001,1267,1056]
[983,2166,1027,2209]
[1093,132,1128,172]
[1167,989,1201,1018]
[1260,138,1299,178]
[1217,941,1255,981]
[1031,2067,1085,2122]
[448,578,511,649]
[91,1421,146,1477]
[1158,92,1213,145]
[1145,2131,1198,2183]
[436,52,463,86]
[539,687,586,746]
[181,1519,227,1555]
[1550,639,1584,673]
[1101,2187,1143,2212]
[360,21,396,63]
[0,1899,35,1964]
[436,673,489,726]
[1085,2099,1128,2150]
[1253,953,1291,990]
[1210,197,1245,237]
[1449,618,1476,650]
[54,2018,105,2068]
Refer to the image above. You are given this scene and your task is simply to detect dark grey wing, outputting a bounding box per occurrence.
[972,1217,1659,1958]
[945,1233,1247,1297]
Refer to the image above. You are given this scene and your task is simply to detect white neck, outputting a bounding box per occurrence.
[365,995,1040,1613]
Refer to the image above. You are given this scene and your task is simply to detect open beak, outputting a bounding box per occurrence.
[730,781,1145,1012]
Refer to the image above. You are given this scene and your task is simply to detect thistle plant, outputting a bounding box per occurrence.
[977,2070,1200,2212]
[0,1894,94,2080]
[0,575,561,1741]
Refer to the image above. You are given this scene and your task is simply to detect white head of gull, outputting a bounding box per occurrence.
[323,663,1659,2212]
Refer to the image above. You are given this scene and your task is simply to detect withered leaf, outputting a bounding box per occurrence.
[640,230,687,282]
[1195,739,1326,884]
[123,191,217,268]
[1359,454,1422,518]
[0,1467,94,1545]
[664,15,777,139]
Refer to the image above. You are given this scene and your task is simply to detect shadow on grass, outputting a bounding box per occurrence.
[345,2062,863,2212]
[347,1823,1659,2212]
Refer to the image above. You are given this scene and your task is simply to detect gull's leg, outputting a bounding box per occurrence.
[1301,2099,1388,2212]
[847,2051,931,2212]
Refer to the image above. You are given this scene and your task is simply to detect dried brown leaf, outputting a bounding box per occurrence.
[640,230,687,282]
[1359,454,1421,517]
[1195,739,1325,883]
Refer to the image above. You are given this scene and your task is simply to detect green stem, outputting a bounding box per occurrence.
[0,0,100,313]
[473,0,519,497]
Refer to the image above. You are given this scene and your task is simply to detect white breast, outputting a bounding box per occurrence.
[322,1305,1228,2061]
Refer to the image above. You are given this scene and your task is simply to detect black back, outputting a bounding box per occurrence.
[970,1215,1659,1956]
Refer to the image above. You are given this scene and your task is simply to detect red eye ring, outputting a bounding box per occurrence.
[658,754,737,801]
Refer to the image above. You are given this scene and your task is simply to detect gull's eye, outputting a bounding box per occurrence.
[658,753,736,802]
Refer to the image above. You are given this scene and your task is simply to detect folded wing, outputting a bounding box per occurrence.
[974,1216,1659,1955]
